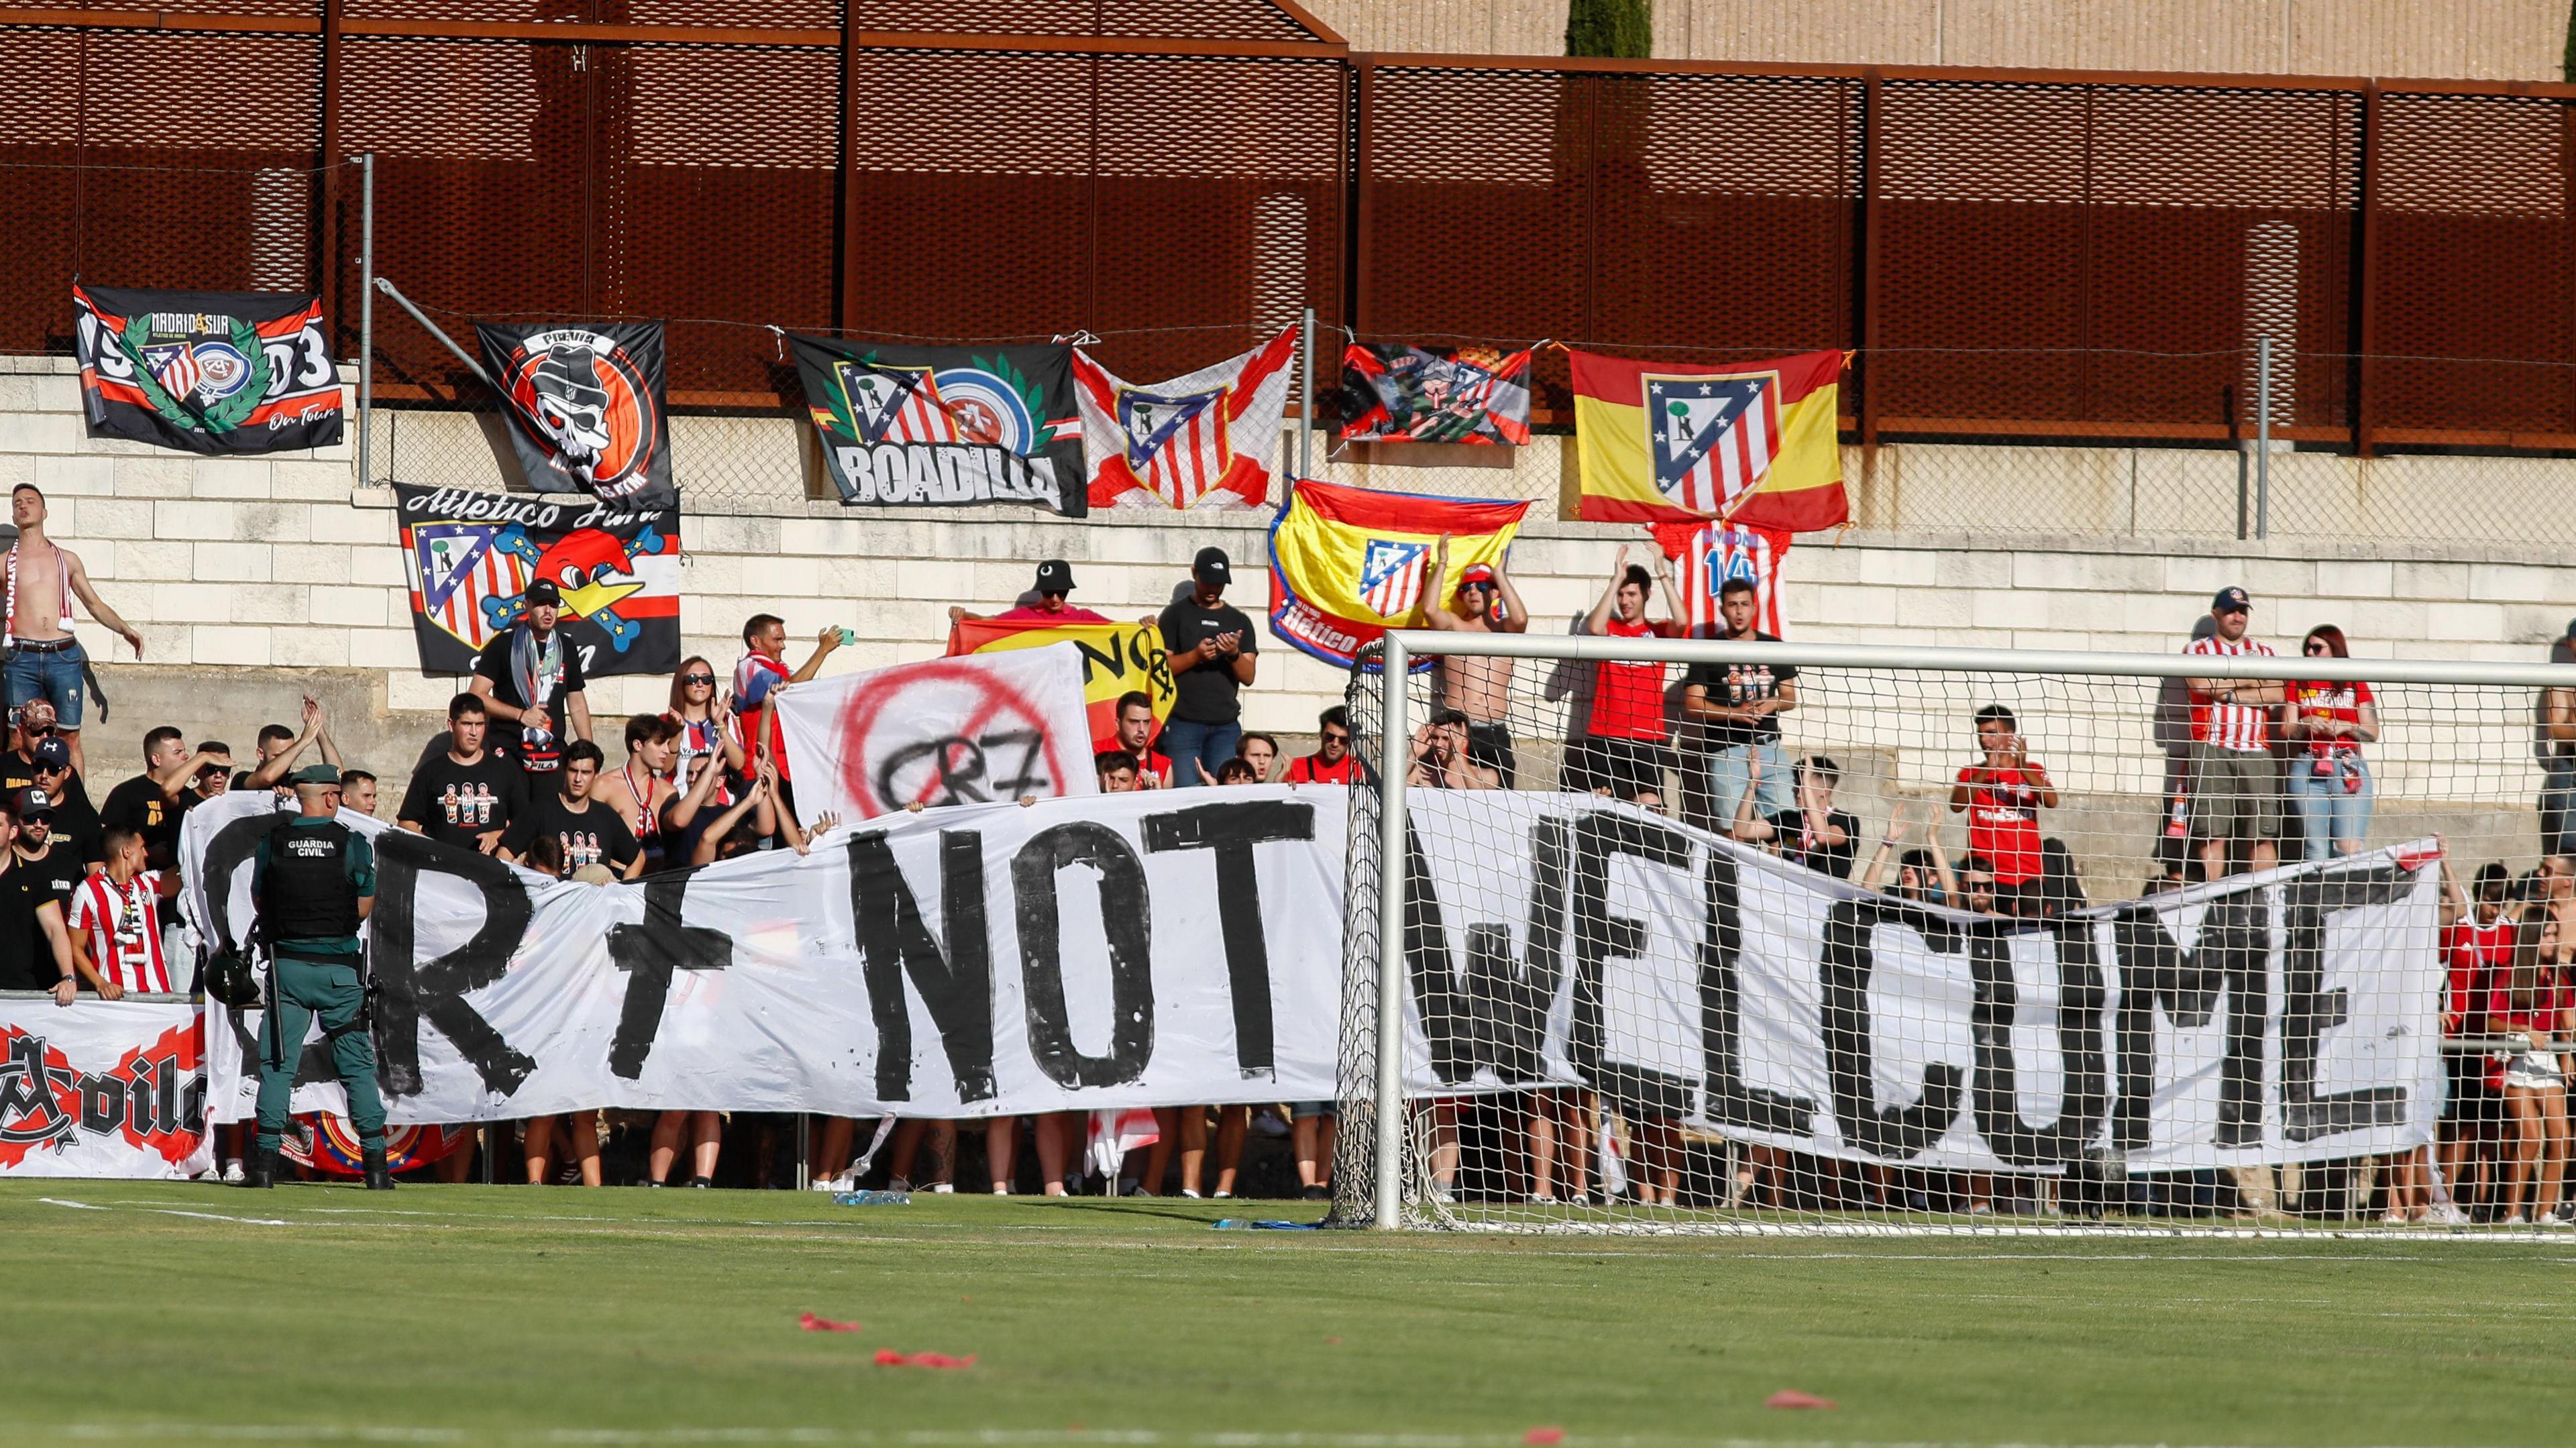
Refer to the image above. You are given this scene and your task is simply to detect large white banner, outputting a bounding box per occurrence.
[184,787,1344,1126]
[0,997,209,1179]
[1401,793,2444,1171]
[180,788,2444,1171]
[771,645,1097,825]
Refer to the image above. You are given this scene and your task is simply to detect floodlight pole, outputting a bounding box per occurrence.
[1371,632,1411,1230]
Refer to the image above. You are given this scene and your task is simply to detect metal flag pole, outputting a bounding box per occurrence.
[356,152,375,488]
[1299,304,1316,479]
[374,277,497,391]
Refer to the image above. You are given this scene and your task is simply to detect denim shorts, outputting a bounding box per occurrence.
[3,641,87,729]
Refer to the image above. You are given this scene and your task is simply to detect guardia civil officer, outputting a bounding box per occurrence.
[245,763,389,1189]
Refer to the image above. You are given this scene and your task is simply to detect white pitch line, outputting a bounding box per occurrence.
[37,1427,2538,1448]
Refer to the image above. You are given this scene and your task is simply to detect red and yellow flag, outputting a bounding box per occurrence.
[945,616,1173,745]
[1572,348,1845,531]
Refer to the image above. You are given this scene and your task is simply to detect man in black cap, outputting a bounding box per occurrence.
[950,559,1111,628]
[15,734,102,865]
[2180,585,2286,878]
[248,763,389,1190]
[470,578,591,778]
[12,786,83,921]
[1157,545,1258,787]
[0,796,87,1004]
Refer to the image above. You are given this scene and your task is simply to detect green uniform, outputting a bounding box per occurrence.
[251,816,382,1156]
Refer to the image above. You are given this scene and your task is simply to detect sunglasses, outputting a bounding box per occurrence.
[1458,583,1492,593]
[1322,731,1351,743]
[680,673,716,685]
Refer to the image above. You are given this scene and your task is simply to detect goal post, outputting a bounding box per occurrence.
[1331,630,2576,1234]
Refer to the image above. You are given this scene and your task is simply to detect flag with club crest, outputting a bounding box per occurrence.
[1267,478,1529,670]
[1573,347,1845,530]
[1336,342,1534,446]
[1071,327,1297,510]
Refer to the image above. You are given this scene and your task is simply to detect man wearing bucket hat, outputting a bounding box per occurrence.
[244,763,389,1190]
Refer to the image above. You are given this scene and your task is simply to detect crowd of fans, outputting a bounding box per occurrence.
[1,484,2560,1217]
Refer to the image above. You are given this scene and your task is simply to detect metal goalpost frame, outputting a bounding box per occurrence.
[1362,630,2576,1227]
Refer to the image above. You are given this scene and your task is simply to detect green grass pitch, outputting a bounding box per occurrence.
[7,1179,2573,1447]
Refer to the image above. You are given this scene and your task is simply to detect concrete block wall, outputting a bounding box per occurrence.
[1,353,2564,899]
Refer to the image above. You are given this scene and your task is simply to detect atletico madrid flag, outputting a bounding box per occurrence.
[1267,478,1529,669]
[1572,348,1845,531]
[1073,327,1297,510]
[1654,520,1789,638]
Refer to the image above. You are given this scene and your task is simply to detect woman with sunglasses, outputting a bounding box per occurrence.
[2285,624,2378,861]
[665,657,745,806]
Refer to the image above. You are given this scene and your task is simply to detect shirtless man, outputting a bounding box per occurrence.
[7,485,145,778]
[1421,535,1527,787]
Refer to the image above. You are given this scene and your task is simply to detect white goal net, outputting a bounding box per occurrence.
[1329,632,2576,1234]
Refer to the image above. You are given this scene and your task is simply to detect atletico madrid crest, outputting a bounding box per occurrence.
[1357,539,1429,620]
[1644,370,1781,516]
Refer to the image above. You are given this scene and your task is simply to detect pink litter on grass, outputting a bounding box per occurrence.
[1524,1427,1566,1445]
[1765,1390,1836,1410]
[798,1313,863,1333]
[876,1349,977,1369]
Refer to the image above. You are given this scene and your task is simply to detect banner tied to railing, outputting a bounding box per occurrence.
[180,790,2440,1170]
[0,999,209,1180]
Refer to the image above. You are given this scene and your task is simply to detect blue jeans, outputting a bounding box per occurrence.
[2285,753,2373,861]
[1706,740,1792,827]
[3,641,86,728]
[1158,718,1241,788]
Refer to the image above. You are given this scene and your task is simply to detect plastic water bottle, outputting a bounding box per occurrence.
[833,1189,912,1206]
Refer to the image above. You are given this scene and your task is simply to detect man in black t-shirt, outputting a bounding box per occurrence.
[1728,751,1858,881]
[1681,577,1797,831]
[100,726,228,871]
[0,798,87,999]
[500,740,640,880]
[471,579,591,778]
[15,788,86,909]
[1156,546,1258,789]
[23,740,103,865]
[397,693,527,853]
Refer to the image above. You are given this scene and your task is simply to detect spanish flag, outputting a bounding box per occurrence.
[1572,347,1846,531]
[945,617,1174,744]
[1267,478,1531,669]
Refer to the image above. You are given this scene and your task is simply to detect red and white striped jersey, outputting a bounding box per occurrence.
[2184,633,2277,751]
[1667,522,1787,638]
[70,869,168,995]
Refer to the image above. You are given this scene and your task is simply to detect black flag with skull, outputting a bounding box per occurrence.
[474,322,679,511]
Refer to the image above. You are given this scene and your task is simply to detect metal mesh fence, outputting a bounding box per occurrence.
[6,14,2576,531]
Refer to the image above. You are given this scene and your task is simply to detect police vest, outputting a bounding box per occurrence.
[262,821,361,940]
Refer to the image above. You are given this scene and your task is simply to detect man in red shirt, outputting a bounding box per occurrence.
[1947,704,2058,917]
[1102,691,1170,788]
[1284,706,1362,785]
[2180,586,2286,878]
[1568,544,1682,801]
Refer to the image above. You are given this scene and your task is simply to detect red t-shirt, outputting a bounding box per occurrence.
[1285,753,1360,785]
[2445,917,2514,1035]
[998,604,1110,623]
[1956,763,2045,884]
[2288,679,2374,757]
[1587,616,1678,740]
[1089,742,1171,786]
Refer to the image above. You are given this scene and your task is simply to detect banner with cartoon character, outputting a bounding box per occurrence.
[72,286,344,455]
[474,321,678,511]
[0,997,209,1180]
[786,336,1087,518]
[394,484,680,679]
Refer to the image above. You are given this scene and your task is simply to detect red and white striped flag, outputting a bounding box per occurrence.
[1073,327,1297,510]
[1657,520,1790,638]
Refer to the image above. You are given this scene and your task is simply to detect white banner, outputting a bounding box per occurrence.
[771,645,1097,825]
[1401,793,2444,1171]
[184,788,1344,1126]
[179,787,2445,1171]
[0,997,209,1179]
